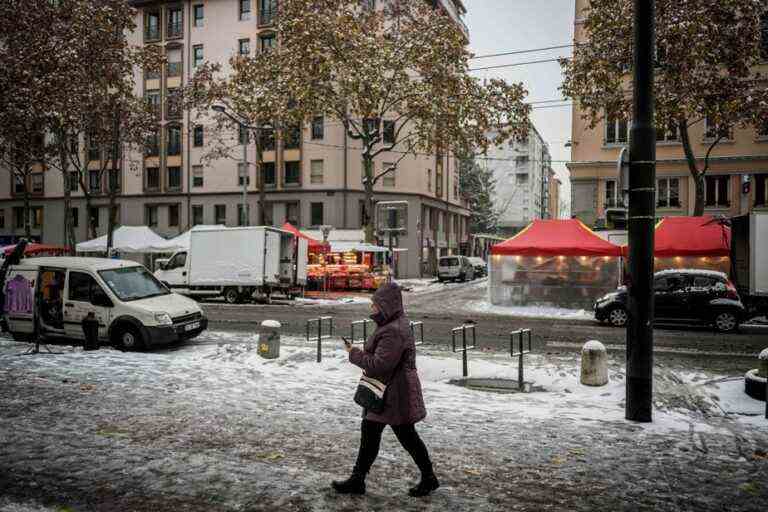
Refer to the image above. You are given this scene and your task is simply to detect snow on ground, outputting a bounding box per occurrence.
[1,331,767,511]
[294,296,372,306]
[465,299,594,321]
[396,277,487,295]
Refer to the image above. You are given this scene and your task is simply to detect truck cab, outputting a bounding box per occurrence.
[2,257,207,350]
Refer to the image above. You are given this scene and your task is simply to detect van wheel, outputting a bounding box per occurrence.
[224,288,241,304]
[714,311,738,333]
[116,325,144,351]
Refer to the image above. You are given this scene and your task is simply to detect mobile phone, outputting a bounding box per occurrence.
[341,336,352,347]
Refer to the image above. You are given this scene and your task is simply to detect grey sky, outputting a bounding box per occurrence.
[465,0,575,213]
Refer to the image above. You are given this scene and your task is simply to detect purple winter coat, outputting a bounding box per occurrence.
[349,283,427,426]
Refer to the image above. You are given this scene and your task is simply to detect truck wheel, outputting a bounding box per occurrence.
[608,306,629,327]
[115,325,144,351]
[713,310,739,333]
[224,288,241,304]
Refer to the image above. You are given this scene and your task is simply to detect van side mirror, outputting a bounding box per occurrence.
[92,289,113,308]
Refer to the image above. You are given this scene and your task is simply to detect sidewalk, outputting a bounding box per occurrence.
[0,332,766,511]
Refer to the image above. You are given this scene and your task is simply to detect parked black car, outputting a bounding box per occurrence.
[594,269,746,332]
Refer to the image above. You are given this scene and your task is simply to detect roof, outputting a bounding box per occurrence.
[652,216,731,257]
[490,219,623,257]
[15,257,142,271]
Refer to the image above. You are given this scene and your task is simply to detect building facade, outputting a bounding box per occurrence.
[0,0,470,278]
[483,124,554,235]
[568,0,768,228]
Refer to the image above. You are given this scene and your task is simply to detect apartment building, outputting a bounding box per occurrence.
[483,124,554,235]
[0,0,470,278]
[568,0,768,228]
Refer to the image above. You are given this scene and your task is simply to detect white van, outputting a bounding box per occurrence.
[437,255,475,282]
[2,257,207,350]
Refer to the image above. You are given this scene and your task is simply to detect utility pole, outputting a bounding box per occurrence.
[626,0,656,423]
[241,130,249,227]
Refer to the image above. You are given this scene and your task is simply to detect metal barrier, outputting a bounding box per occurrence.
[410,321,424,346]
[451,324,477,377]
[350,318,373,345]
[510,329,532,390]
[306,316,334,362]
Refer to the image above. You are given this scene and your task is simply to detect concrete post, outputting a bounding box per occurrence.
[580,340,608,387]
[258,320,281,359]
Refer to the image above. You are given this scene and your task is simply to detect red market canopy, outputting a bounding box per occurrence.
[2,243,69,257]
[490,219,623,257]
[652,216,731,257]
[281,222,330,253]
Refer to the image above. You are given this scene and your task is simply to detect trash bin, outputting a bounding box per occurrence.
[258,320,281,359]
[82,312,100,351]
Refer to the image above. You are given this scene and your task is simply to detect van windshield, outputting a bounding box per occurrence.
[98,266,170,302]
[441,257,459,266]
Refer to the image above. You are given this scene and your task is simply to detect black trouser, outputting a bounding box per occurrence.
[353,419,434,478]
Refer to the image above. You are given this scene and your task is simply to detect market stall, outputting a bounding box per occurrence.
[489,219,623,309]
[1,243,69,258]
[648,216,731,273]
[76,226,181,254]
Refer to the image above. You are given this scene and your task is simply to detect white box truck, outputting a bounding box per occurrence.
[731,212,768,319]
[154,227,308,303]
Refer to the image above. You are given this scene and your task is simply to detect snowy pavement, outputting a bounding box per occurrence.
[1,331,767,511]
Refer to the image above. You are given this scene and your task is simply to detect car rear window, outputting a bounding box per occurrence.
[441,257,459,266]
[692,277,716,288]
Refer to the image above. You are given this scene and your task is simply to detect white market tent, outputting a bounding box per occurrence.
[302,229,390,253]
[152,225,226,252]
[76,226,181,254]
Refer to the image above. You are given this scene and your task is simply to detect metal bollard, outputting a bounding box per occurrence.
[350,318,373,345]
[410,321,424,346]
[451,324,477,377]
[306,316,333,362]
[510,329,532,390]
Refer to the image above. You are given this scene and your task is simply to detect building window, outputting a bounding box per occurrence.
[237,204,249,226]
[215,204,226,224]
[146,205,158,227]
[263,162,276,186]
[260,129,275,151]
[310,160,324,184]
[193,4,204,27]
[705,175,730,207]
[89,206,100,228]
[284,161,300,185]
[259,0,276,25]
[193,125,204,147]
[13,207,24,229]
[286,202,299,225]
[192,205,204,226]
[436,164,443,197]
[755,174,768,207]
[656,121,678,142]
[168,166,182,189]
[31,207,43,229]
[169,204,180,227]
[704,117,732,141]
[758,119,768,140]
[89,170,101,194]
[192,165,204,187]
[167,6,183,38]
[87,132,100,161]
[70,207,78,228]
[238,38,250,56]
[146,167,160,189]
[605,114,629,145]
[239,0,251,20]
[31,174,43,194]
[108,169,120,192]
[239,125,249,145]
[311,116,324,140]
[604,180,617,208]
[259,33,276,52]
[310,202,324,226]
[382,162,395,187]
[427,169,432,191]
[145,131,160,157]
[167,88,182,119]
[359,200,368,228]
[263,202,274,226]
[167,125,182,156]
[146,90,161,115]
[656,177,680,208]
[145,10,161,41]
[193,45,204,67]
[13,175,24,194]
[167,48,183,77]
[284,125,301,149]
[238,163,250,186]
[383,120,395,144]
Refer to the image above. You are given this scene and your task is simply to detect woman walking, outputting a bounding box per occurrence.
[333,283,439,497]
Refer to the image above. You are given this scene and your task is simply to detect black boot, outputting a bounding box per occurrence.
[331,473,366,495]
[408,473,440,497]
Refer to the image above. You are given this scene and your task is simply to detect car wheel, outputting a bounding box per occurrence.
[608,306,629,327]
[713,310,738,333]
[116,325,144,351]
[224,288,241,304]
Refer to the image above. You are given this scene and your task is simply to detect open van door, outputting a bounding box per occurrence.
[296,238,308,286]
[3,267,38,338]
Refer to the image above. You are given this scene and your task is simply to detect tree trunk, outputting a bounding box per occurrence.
[107,114,120,253]
[58,136,76,255]
[363,155,376,243]
[678,119,705,216]
[107,190,117,254]
[256,139,266,226]
[23,183,31,240]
